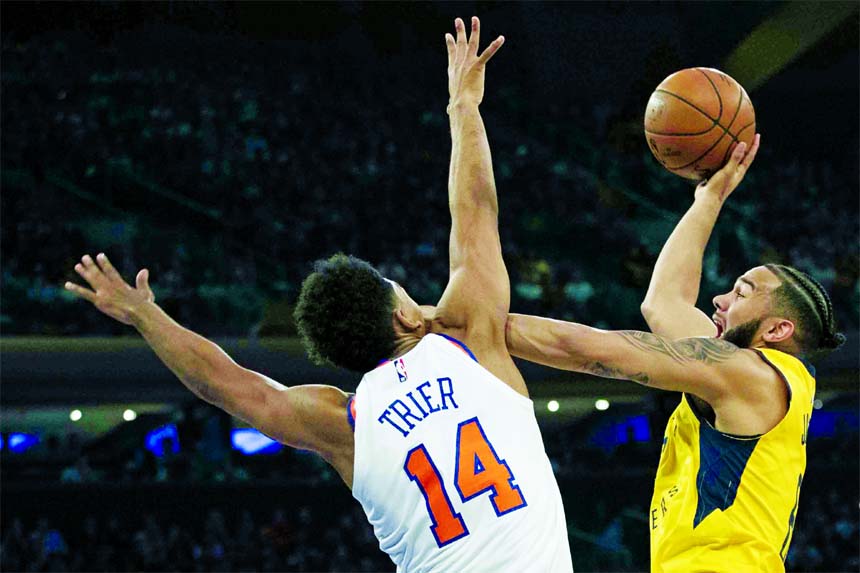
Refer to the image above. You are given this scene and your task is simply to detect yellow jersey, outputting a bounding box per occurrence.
[650,348,815,573]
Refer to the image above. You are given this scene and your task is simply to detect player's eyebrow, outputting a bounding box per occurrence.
[738,276,756,291]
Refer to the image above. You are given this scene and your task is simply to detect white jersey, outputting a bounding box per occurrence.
[351,333,573,573]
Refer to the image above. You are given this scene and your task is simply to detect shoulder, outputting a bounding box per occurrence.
[711,348,792,435]
[712,347,788,410]
[662,338,777,402]
[435,268,508,335]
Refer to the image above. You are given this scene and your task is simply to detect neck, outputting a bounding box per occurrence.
[390,332,423,359]
[420,305,437,325]
[762,340,801,357]
[389,306,439,359]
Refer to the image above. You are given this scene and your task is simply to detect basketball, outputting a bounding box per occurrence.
[644,67,755,181]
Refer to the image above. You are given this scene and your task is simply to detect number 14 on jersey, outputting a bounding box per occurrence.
[403,416,528,547]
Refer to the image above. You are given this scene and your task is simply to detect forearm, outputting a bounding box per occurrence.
[643,195,723,309]
[448,101,498,215]
[506,314,645,383]
[506,314,658,388]
[507,313,741,401]
[130,301,242,408]
[506,313,581,370]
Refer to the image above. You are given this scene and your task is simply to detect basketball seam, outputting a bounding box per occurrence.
[673,83,745,171]
[697,69,723,121]
[719,89,748,165]
[645,127,714,136]
[653,88,742,134]
[735,120,755,134]
[645,117,754,140]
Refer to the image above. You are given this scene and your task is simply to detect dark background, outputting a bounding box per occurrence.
[1,2,858,572]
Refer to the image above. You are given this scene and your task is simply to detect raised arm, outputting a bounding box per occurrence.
[641,135,760,339]
[65,254,353,474]
[506,312,784,435]
[437,17,508,327]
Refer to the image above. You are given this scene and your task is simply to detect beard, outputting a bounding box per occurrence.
[722,318,762,348]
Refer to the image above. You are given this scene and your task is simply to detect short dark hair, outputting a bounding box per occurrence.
[294,254,396,372]
[765,264,846,358]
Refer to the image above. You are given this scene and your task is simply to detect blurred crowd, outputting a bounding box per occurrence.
[2,399,857,572]
[2,28,857,336]
[1,506,390,573]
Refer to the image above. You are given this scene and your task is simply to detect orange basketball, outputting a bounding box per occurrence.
[644,67,755,181]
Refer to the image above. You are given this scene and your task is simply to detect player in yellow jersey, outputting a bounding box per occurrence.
[505,135,846,572]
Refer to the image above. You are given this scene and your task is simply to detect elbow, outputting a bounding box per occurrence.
[507,314,581,367]
[640,300,657,322]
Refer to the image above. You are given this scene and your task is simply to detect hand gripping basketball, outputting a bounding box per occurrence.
[696,133,761,203]
[65,253,155,325]
[445,17,504,110]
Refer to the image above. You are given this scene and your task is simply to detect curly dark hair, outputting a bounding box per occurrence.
[294,254,397,372]
[766,264,846,358]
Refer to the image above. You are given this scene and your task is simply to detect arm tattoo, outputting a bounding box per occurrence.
[583,361,652,386]
[616,331,739,364]
[185,377,222,406]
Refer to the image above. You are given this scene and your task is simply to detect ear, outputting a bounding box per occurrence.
[762,318,795,344]
[393,307,421,333]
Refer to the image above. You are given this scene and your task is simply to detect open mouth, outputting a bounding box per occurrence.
[713,319,724,338]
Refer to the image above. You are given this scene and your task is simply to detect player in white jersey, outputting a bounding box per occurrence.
[353,334,570,572]
[65,17,573,573]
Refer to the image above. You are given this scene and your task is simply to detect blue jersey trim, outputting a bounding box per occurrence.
[437,333,479,363]
[798,358,816,378]
[751,349,794,409]
[346,395,356,432]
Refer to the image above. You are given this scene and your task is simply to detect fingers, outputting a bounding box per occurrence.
[468,16,480,56]
[477,35,505,65]
[136,268,150,291]
[729,141,747,165]
[455,17,467,48]
[75,254,105,290]
[741,133,760,169]
[450,16,502,65]
[96,252,124,284]
[64,281,96,303]
[445,32,455,66]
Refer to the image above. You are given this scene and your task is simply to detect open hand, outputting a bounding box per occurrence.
[696,133,761,203]
[445,16,504,109]
[65,253,154,325]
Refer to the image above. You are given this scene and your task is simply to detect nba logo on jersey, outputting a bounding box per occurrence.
[394,358,408,383]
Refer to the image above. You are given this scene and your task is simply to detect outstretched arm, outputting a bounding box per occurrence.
[65,254,352,460]
[506,313,771,408]
[437,17,508,328]
[641,135,760,339]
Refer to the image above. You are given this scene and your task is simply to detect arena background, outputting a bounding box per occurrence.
[1,2,857,572]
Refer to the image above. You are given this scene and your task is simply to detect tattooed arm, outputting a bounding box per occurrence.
[506,313,777,407]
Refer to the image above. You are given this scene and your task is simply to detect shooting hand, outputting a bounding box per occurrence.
[696,133,761,203]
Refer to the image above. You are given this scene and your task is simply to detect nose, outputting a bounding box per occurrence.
[713,293,729,311]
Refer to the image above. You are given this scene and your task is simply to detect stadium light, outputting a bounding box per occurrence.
[70,409,82,422]
[123,409,137,421]
[231,428,283,455]
[595,399,610,411]
[547,400,560,413]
